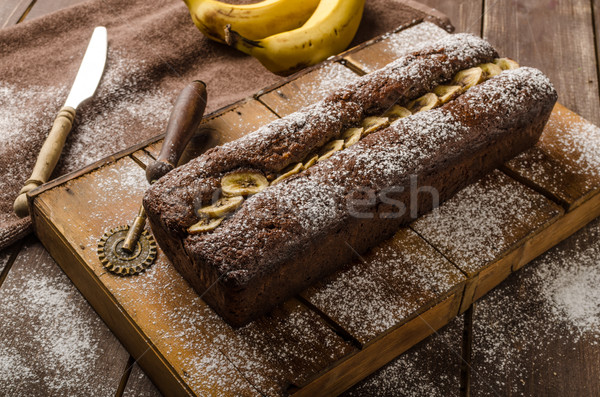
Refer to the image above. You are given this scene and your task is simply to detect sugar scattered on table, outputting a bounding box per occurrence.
[0,256,119,396]
[472,217,600,394]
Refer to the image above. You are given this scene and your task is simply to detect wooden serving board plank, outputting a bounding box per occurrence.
[141,98,279,164]
[28,21,600,397]
[503,103,600,211]
[33,152,356,397]
[300,227,466,347]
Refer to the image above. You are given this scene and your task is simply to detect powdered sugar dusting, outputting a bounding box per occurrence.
[191,67,557,281]
[541,111,600,185]
[472,217,600,394]
[550,117,600,178]
[413,171,560,273]
[350,110,464,182]
[0,83,65,145]
[383,22,450,58]
[219,304,353,394]
[274,62,359,113]
[0,249,124,396]
[0,83,65,211]
[105,256,261,395]
[344,315,463,396]
[535,223,600,336]
[463,67,555,117]
[305,230,464,343]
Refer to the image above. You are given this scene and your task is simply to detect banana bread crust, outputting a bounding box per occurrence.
[144,35,557,326]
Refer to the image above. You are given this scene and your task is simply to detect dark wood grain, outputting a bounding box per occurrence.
[419,0,484,35]
[470,217,600,397]
[123,363,162,397]
[343,314,465,396]
[300,228,466,346]
[0,242,129,396]
[0,0,32,27]
[596,0,600,90]
[0,241,21,284]
[483,0,600,125]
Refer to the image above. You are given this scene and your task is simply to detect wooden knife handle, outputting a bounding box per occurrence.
[13,106,76,218]
[146,80,207,184]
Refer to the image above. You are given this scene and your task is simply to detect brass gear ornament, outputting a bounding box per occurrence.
[97,225,157,276]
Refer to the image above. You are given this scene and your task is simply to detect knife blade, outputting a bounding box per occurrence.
[14,26,108,218]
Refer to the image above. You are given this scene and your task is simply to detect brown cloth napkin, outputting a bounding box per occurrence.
[0,0,440,250]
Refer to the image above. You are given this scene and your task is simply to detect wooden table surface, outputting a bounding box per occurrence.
[1,1,599,396]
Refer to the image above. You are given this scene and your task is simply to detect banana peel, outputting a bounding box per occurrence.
[183,0,321,44]
[225,0,366,76]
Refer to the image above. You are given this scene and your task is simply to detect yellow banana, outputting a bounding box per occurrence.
[225,0,366,76]
[183,0,321,44]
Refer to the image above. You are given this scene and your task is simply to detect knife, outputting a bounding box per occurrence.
[13,26,108,218]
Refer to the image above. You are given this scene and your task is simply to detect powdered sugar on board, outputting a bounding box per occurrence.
[303,230,464,344]
[105,253,352,396]
[382,22,451,58]
[413,171,561,274]
[0,244,127,396]
[349,22,450,73]
[278,62,360,113]
[471,217,600,395]
[512,107,600,193]
[343,314,463,397]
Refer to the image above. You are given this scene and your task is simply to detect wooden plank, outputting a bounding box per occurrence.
[142,98,278,164]
[413,170,562,276]
[343,21,451,74]
[342,314,464,396]
[300,228,465,346]
[32,155,355,397]
[0,0,31,27]
[418,0,483,35]
[503,103,600,211]
[219,299,356,395]
[25,0,88,21]
[508,186,600,273]
[483,0,600,126]
[258,62,359,116]
[33,156,256,397]
[123,363,162,397]
[0,241,20,280]
[412,170,563,307]
[294,291,462,396]
[0,241,129,396]
[470,217,600,396]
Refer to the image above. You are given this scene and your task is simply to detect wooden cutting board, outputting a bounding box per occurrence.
[28,20,600,397]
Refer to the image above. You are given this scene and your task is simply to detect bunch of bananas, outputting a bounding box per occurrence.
[183,0,366,76]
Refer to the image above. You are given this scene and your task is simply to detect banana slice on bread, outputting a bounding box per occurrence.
[198,196,244,218]
[271,163,303,185]
[188,217,224,234]
[222,171,268,196]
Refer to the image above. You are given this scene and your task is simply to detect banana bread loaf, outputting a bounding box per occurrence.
[144,34,557,326]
